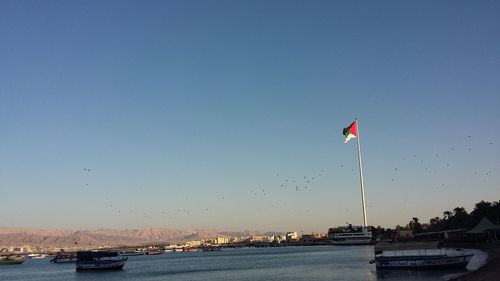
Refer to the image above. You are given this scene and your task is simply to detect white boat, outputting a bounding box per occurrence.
[120,250,144,256]
[370,242,474,269]
[76,251,127,271]
[145,249,163,255]
[28,253,47,259]
[328,225,372,245]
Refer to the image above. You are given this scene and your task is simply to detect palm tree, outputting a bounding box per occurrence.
[430,217,440,226]
[429,217,441,231]
[410,217,423,234]
[443,210,452,220]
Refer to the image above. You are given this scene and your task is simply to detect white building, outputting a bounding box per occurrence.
[286,232,299,241]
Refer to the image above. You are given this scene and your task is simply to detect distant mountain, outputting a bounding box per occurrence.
[0,227,282,248]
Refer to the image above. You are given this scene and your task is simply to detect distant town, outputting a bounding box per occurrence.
[1,200,499,257]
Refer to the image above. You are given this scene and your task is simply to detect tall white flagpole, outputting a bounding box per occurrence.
[355,118,368,227]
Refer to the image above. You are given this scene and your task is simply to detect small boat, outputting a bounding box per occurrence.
[145,249,163,255]
[76,251,127,271]
[171,247,184,252]
[120,250,144,256]
[0,255,26,265]
[370,242,474,269]
[182,247,198,252]
[28,253,47,259]
[50,251,77,263]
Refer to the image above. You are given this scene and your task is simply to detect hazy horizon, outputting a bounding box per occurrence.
[1,0,499,233]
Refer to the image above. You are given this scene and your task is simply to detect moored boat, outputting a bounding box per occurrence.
[120,250,144,256]
[145,249,163,255]
[0,255,26,265]
[182,247,198,252]
[370,242,474,269]
[76,251,127,271]
[28,253,47,259]
[50,251,77,263]
[328,225,372,245]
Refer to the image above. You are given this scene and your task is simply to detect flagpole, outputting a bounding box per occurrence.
[355,118,368,227]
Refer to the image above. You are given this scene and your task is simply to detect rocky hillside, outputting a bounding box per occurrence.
[0,227,217,247]
[0,227,276,248]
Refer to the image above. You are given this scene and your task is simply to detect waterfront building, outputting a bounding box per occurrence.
[299,234,315,244]
[286,232,299,241]
[314,233,327,239]
[251,236,271,242]
[271,235,285,243]
[186,240,202,247]
[229,237,246,243]
[214,237,229,245]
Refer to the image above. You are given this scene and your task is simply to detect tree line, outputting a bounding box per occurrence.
[371,200,500,239]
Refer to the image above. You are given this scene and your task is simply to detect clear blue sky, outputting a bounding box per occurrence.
[1,0,499,232]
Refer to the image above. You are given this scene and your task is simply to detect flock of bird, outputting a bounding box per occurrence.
[80,135,496,221]
[250,169,325,197]
[388,138,495,190]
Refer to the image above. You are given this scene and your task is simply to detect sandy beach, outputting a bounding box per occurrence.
[450,244,500,281]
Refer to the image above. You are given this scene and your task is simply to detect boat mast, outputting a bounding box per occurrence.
[355,118,368,227]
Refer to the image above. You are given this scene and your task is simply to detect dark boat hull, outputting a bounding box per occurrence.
[76,259,127,271]
[375,254,473,270]
[0,259,25,265]
[376,261,470,270]
[76,264,125,271]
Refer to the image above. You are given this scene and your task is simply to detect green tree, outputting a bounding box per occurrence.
[408,217,423,234]
[401,200,500,234]
[429,216,441,228]
[471,201,493,221]
[493,201,500,224]
[443,210,452,220]
[450,206,470,228]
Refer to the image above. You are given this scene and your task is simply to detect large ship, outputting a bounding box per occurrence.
[328,225,372,245]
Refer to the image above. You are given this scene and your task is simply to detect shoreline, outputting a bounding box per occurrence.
[449,243,500,281]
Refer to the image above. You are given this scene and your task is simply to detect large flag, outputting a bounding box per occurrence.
[343,119,357,143]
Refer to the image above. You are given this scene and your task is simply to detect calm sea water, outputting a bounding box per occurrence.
[0,246,469,281]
